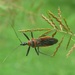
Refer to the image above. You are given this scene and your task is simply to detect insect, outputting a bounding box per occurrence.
[19,31,58,56]
[2,28,58,63]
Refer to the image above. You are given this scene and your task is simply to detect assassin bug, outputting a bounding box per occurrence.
[20,31,58,56]
[10,26,58,56]
[2,27,58,63]
[11,25,58,56]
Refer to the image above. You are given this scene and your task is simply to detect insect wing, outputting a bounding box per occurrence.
[37,37,58,47]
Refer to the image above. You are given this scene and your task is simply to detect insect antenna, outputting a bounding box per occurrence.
[2,24,23,63]
[11,25,22,43]
[2,45,21,63]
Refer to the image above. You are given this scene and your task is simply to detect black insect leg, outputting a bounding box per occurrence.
[37,47,39,53]
[26,46,30,56]
[31,31,34,38]
[34,47,39,55]
[23,33,30,40]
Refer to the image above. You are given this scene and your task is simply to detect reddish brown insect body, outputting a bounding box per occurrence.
[20,32,58,56]
[27,36,58,47]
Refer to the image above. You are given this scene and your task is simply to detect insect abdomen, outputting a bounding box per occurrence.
[36,37,58,47]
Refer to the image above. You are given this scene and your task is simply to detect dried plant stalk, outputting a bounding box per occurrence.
[47,13,58,29]
[63,18,72,33]
[66,44,75,57]
[42,8,75,57]
[51,36,64,56]
[66,35,72,49]
[42,14,56,29]
[58,8,63,30]
[58,8,62,19]
[48,11,68,31]
[39,29,57,37]
[19,28,51,32]
[39,30,52,37]
[52,31,57,37]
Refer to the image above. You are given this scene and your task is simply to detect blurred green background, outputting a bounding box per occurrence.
[0,0,75,75]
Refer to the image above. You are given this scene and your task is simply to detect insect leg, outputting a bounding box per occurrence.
[38,47,51,56]
[37,47,39,52]
[38,50,50,56]
[31,31,34,38]
[34,47,39,55]
[26,46,30,56]
[23,33,30,40]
